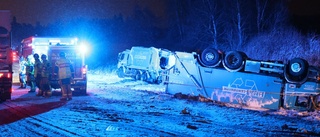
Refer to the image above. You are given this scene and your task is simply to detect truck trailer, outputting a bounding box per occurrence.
[118,46,320,110]
[20,37,88,94]
[0,10,13,102]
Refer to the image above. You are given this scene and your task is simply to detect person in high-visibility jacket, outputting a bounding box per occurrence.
[55,52,74,101]
[40,54,52,97]
[34,53,43,96]
[19,57,27,89]
[25,55,36,92]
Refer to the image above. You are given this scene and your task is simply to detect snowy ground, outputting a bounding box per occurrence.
[1,70,320,136]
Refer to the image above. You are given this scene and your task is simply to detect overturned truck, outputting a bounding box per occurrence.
[118,46,320,110]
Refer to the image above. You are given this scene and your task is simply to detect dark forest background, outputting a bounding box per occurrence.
[10,0,320,69]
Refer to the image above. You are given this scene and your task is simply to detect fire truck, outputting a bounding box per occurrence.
[118,46,320,110]
[20,37,88,94]
[0,10,13,102]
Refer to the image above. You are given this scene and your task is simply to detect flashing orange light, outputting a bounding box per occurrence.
[0,73,3,78]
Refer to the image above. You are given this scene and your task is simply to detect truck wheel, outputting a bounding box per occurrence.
[156,76,162,84]
[141,72,149,81]
[288,58,309,77]
[285,58,309,82]
[135,71,142,81]
[117,67,125,78]
[223,51,245,72]
[199,48,221,67]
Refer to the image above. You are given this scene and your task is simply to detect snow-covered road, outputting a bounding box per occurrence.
[1,72,320,136]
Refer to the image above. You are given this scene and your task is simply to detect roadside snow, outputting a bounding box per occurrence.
[0,70,319,136]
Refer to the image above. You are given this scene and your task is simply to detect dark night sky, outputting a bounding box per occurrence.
[1,0,320,31]
[288,0,320,32]
[0,0,166,26]
[289,0,320,15]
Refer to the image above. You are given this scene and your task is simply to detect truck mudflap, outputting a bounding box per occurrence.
[0,89,11,102]
[0,71,12,102]
[0,81,12,102]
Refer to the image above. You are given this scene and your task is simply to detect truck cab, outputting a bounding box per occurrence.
[20,37,87,94]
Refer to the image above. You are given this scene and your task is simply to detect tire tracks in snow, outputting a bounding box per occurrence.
[1,101,84,137]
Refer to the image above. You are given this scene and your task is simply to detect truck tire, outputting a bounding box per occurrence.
[116,67,125,78]
[199,48,221,67]
[134,70,142,81]
[288,58,308,77]
[141,71,149,81]
[222,51,245,72]
[156,76,162,84]
[284,58,309,82]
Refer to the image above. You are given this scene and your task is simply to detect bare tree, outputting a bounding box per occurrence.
[255,0,268,33]
[224,0,249,50]
[204,0,219,48]
[268,1,289,32]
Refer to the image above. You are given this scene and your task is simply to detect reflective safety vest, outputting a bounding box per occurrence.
[41,59,51,77]
[25,60,34,76]
[19,60,26,75]
[55,58,72,79]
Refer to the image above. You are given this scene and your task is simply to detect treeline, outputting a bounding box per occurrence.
[10,0,320,68]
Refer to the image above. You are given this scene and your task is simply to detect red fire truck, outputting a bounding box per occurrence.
[0,10,13,102]
[20,37,88,94]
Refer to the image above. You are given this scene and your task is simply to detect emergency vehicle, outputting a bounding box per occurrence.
[20,37,87,94]
[118,46,320,110]
[0,10,13,102]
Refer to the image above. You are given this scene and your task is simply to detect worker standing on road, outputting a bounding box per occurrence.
[55,52,74,101]
[19,57,27,89]
[34,53,42,96]
[40,54,52,97]
[25,55,36,92]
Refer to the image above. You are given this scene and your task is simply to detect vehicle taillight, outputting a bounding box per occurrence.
[0,73,10,78]
[12,51,17,61]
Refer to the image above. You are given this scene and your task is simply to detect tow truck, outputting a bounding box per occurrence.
[118,46,320,110]
[0,10,13,102]
[20,37,88,94]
